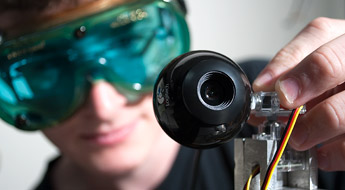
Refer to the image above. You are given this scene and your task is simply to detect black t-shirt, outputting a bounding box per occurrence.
[157,142,235,190]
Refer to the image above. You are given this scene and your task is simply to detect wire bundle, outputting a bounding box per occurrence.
[244,105,304,190]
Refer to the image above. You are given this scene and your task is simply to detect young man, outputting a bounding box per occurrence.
[1,0,345,189]
[0,0,192,189]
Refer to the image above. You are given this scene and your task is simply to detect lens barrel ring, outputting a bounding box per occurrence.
[181,52,250,125]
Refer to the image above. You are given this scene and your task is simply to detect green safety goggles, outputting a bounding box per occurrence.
[0,0,190,131]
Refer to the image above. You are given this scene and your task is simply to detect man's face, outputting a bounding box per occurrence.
[43,82,165,175]
[0,0,171,175]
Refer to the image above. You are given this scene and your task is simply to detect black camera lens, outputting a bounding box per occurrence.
[198,71,234,110]
[201,80,224,105]
[153,50,252,148]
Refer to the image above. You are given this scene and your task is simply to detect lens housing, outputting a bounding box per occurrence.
[153,50,252,149]
[198,71,234,110]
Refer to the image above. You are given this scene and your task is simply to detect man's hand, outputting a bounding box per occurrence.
[252,17,345,172]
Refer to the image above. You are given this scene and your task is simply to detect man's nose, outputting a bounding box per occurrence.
[86,81,127,120]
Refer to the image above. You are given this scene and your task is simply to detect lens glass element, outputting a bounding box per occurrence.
[201,80,225,106]
[197,71,234,110]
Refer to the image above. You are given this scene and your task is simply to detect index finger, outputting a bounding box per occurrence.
[253,17,345,92]
[275,33,345,108]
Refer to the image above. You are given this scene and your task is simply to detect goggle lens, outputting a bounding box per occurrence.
[0,0,190,130]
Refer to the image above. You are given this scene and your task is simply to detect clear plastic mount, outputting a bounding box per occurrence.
[250,91,308,172]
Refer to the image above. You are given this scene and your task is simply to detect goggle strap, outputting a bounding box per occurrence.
[176,0,187,14]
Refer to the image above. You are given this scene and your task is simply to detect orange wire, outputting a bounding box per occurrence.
[261,105,304,190]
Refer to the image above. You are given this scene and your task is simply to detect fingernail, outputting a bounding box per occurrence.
[318,151,329,170]
[278,77,300,104]
[253,72,273,87]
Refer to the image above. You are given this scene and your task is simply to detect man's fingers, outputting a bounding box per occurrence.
[253,17,345,92]
[289,90,345,151]
[275,33,345,109]
[317,135,345,171]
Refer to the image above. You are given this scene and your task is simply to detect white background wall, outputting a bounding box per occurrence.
[0,0,344,189]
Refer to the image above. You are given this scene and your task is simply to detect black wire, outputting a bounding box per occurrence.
[220,144,235,184]
[190,149,202,190]
[261,108,297,190]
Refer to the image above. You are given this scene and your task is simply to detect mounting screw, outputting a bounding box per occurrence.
[0,32,4,45]
[15,114,28,129]
[74,26,86,39]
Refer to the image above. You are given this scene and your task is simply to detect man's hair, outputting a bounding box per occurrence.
[1,0,79,11]
[0,0,54,10]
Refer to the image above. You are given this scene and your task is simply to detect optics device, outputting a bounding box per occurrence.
[153,50,318,190]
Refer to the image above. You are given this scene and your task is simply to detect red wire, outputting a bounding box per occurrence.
[260,108,300,189]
